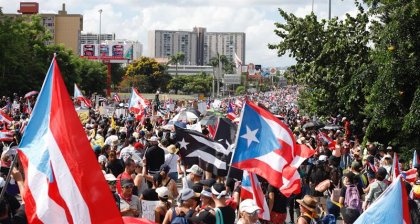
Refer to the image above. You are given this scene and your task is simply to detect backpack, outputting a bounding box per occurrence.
[344,185,362,212]
[322,214,336,224]
[301,213,323,224]
[171,207,194,224]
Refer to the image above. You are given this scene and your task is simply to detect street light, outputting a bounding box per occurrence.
[98,9,102,46]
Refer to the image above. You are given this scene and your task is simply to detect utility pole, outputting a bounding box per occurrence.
[329,0,331,19]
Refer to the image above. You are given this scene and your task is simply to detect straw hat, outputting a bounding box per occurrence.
[167,144,178,154]
[297,195,318,212]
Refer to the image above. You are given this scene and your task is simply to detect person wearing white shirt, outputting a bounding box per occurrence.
[105,128,119,146]
[164,144,179,180]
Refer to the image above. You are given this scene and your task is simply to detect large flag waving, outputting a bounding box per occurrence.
[175,126,232,176]
[74,83,92,108]
[18,57,123,224]
[354,175,410,224]
[231,101,314,196]
[128,87,150,114]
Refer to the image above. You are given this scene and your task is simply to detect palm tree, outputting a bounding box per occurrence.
[208,53,229,97]
[168,52,185,77]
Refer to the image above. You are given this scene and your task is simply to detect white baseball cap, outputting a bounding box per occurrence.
[239,199,261,213]
[156,186,169,198]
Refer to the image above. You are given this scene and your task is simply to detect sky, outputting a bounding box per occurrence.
[1,0,360,67]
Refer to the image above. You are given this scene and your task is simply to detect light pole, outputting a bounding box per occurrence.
[312,0,314,12]
[328,0,331,19]
[98,9,102,46]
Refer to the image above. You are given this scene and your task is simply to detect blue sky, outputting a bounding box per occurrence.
[1,0,360,67]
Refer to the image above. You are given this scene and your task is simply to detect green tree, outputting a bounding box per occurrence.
[167,75,188,94]
[73,57,107,95]
[269,4,372,133]
[363,0,420,148]
[236,85,245,95]
[182,73,212,94]
[208,53,229,97]
[111,63,126,89]
[168,52,185,76]
[124,56,171,93]
[0,14,51,95]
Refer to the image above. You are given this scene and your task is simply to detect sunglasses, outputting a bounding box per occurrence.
[107,181,116,186]
[123,185,134,189]
[246,211,259,216]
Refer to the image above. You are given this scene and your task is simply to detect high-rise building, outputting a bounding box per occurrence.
[149,30,198,65]
[4,3,83,54]
[204,32,245,66]
[149,27,245,66]
[81,33,116,45]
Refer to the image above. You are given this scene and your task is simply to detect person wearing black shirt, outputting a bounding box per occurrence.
[268,184,288,223]
[211,183,235,224]
[145,136,165,174]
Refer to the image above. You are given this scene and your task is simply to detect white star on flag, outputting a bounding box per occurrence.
[240,125,259,148]
[179,138,189,149]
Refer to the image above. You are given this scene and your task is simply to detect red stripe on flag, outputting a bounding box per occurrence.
[49,60,123,224]
[48,171,74,223]
[233,159,284,188]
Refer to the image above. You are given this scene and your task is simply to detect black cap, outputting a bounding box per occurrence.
[188,210,216,224]
[121,179,134,188]
[192,183,203,194]
[200,178,216,187]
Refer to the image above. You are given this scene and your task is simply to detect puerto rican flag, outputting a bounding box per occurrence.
[74,84,92,108]
[402,168,417,183]
[0,129,14,142]
[226,112,237,121]
[241,171,270,221]
[232,101,315,196]
[368,161,378,173]
[113,93,121,103]
[235,99,243,108]
[128,87,150,114]
[412,150,419,169]
[317,132,336,150]
[0,110,13,125]
[18,57,123,224]
[392,152,400,181]
[354,175,410,224]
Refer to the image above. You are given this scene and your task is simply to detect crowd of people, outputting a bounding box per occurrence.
[0,86,420,224]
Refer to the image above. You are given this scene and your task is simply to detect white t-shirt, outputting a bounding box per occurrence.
[105,135,118,146]
[164,153,179,173]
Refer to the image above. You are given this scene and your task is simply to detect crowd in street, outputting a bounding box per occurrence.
[0,85,420,224]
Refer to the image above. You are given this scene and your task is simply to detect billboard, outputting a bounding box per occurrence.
[80,44,133,62]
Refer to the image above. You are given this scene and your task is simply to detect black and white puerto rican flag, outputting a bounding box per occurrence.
[175,126,232,176]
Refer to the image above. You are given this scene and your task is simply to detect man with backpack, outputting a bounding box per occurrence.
[339,172,363,214]
[162,188,197,224]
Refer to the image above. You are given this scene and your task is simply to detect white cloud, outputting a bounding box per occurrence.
[0,0,360,67]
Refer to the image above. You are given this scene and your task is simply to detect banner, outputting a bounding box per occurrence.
[141,200,159,222]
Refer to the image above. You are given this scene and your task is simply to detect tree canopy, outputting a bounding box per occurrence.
[0,14,107,96]
[269,0,420,149]
[123,56,172,93]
